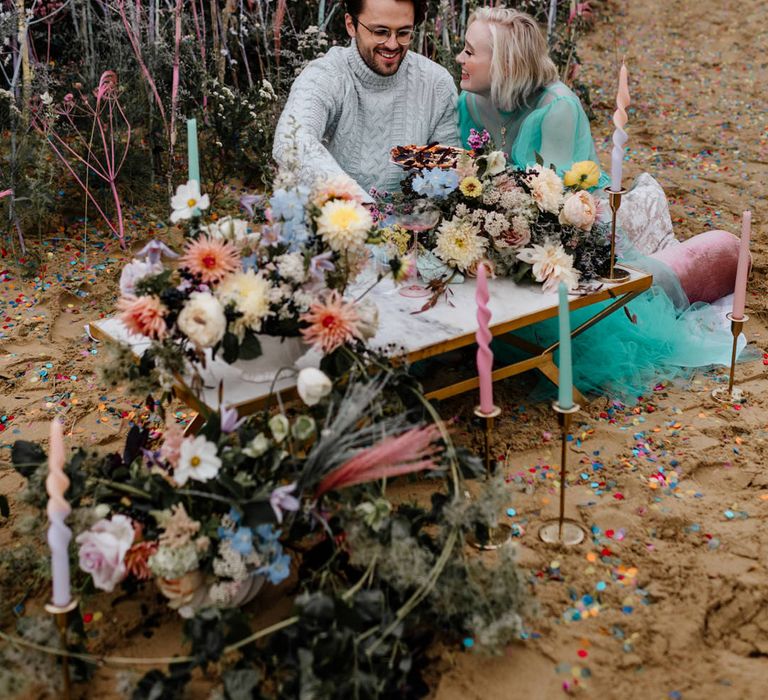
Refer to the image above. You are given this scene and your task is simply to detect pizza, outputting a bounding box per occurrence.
[390,143,470,170]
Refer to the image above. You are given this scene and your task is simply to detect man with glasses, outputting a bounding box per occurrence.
[273,0,459,200]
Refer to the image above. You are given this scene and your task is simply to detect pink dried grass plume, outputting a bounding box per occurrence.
[315,425,444,497]
[179,235,240,284]
[300,291,363,354]
[118,295,168,340]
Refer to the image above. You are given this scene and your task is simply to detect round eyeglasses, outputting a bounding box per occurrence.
[355,18,415,46]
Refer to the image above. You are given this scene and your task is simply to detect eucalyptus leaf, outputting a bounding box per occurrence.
[239,332,262,361]
[416,250,464,284]
[223,669,261,700]
[11,441,46,478]
[222,331,240,364]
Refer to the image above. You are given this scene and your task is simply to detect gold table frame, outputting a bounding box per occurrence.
[417,271,652,405]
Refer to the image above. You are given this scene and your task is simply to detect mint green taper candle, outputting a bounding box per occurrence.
[557,282,574,409]
[187,118,200,185]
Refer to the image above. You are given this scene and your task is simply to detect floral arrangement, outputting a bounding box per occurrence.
[11,359,528,697]
[114,169,392,391]
[380,130,611,292]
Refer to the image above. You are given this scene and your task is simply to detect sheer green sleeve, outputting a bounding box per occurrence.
[512,92,610,188]
[457,91,482,149]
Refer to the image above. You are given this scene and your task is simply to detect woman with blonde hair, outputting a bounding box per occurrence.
[456,7,607,186]
[454,8,747,401]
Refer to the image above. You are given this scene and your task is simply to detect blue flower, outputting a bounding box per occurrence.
[258,551,291,584]
[230,526,255,556]
[278,218,311,251]
[412,168,459,198]
[255,523,281,544]
[269,187,308,222]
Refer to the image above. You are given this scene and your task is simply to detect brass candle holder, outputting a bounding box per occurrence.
[467,404,512,550]
[538,402,586,545]
[600,187,631,283]
[712,312,748,403]
[474,405,501,479]
[44,598,79,700]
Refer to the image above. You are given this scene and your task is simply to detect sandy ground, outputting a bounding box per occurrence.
[1,0,767,698]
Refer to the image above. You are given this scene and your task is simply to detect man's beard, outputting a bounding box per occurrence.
[357,43,407,76]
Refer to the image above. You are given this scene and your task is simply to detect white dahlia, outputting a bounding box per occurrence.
[434,218,487,271]
[215,270,272,335]
[526,165,564,214]
[315,199,372,252]
[516,241,580,292]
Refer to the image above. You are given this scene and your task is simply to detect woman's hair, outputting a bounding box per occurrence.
[467,7,558,111]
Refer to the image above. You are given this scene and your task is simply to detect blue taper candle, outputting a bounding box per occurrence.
[187,118,200,186]
[557,282,574,409]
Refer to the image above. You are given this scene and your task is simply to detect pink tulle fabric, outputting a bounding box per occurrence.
[649,229,745,304]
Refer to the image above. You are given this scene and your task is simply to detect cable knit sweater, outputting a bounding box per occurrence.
[272,41,460,198]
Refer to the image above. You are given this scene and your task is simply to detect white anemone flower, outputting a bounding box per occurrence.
[174,435,222,485]
[171,180,210,223]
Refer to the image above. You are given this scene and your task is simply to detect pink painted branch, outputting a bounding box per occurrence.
[115,0,167,132]
[32,72,132,248]
[44,135,121,239]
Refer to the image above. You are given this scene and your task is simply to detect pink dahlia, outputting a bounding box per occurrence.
[300,291,362,354]
[179,235,240,284]
[118,295,168,340]
[125,540,158,580]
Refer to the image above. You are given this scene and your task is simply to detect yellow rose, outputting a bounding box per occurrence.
[563,161,601,190]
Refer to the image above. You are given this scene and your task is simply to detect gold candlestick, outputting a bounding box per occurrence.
[712,312,748,403]
[600,187,631,283]
[474,405,501,479]
[538,403,586,545]
[44,598,79,700]
[467,404,512,550]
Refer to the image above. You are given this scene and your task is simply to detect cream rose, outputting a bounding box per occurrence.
[177,292,227,349]
[76,514,135,592]
[559,191,598,231]
[527,166,564,214]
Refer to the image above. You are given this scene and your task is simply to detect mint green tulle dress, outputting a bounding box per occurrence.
[457,84,739,402]
[457,82,611,189]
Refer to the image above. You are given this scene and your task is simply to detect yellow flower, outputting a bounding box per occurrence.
[563,161,601,190]
[315,199,372,251]
[459,176,483,198]
[380,225,412,257]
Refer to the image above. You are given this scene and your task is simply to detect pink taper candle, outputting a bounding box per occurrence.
[610,63,630,192]
[731,211,752,320]
[475,262,495,414]
[46,419,72,607]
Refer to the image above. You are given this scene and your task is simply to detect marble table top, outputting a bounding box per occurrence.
[90,267,652,413]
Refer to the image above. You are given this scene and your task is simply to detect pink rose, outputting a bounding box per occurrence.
[495,216,531,250]
[76,514,135,592]
[559,191,598,231]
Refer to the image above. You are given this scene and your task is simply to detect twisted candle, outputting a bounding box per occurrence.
[610,63,630,192]
[46,420,72,607]
[731,211,751,320]
[475,262,495,414]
